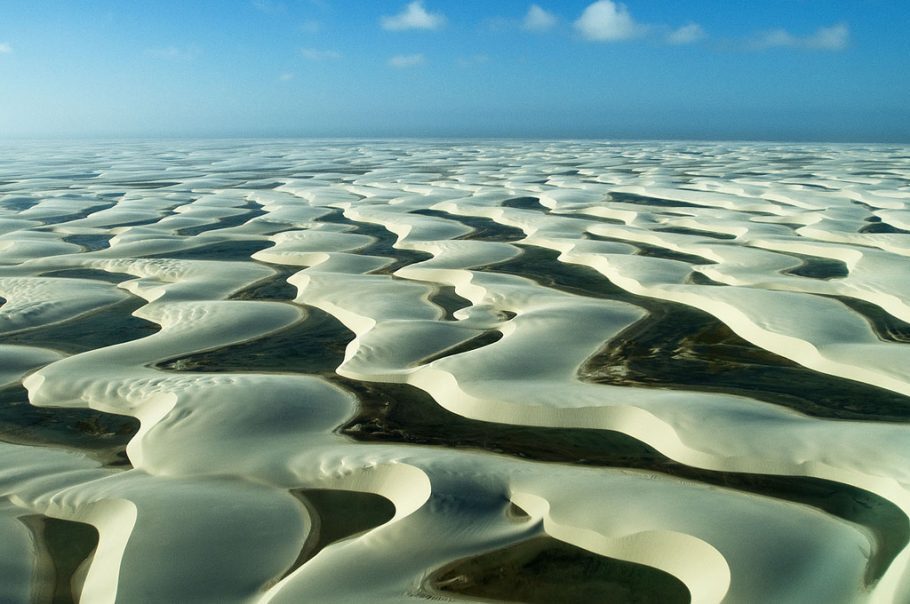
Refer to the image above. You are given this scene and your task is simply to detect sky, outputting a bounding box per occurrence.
[1,0,908,141]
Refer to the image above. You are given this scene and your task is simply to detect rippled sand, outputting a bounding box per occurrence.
[1,139,909,603]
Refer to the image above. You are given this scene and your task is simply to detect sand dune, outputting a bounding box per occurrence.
[0,140,908,603]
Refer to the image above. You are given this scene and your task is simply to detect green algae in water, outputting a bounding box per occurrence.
[60,234,112,252]
[230,267,300,302]
[176,202,268,236]
[429,535,690,604]
[0,386,136,466]
[335,376,906,583]
[582,301,910,423]
[279,489,395,580]
[837,296,910,343]
[315,207,436,273]
[21,515,99,603]
[144,239,273,261]
[40,268,134,285]
[410,209,527,242]
[653,226,737,240]
[501,196,545,211]
[427,284,472,321]
[609,191,702,209]
[781,252,849,279]
[859,222,910,235]
[0,297,159,354]
[156,306,352,375]
[585,233,713,265]
[486,245,910,422]
[418,330,503,365]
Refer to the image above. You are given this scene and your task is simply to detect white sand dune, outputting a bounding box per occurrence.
[0,140,908,603]
[0,277,128,334]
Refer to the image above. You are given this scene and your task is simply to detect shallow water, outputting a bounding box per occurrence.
[1,140,909,603]
[430,535,691,603]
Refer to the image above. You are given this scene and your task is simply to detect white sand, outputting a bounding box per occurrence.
[0,140,908,603]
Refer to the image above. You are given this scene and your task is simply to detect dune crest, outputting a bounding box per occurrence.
[0,140,908,603]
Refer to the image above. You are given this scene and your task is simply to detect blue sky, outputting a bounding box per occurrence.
[1,0,908,141]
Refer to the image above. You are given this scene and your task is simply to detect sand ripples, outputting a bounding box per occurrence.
[0,140,908,603]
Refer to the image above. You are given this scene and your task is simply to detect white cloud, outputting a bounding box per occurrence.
[301,48,342,61]
[0,43,11,54]
[145,46,198,60]
[752,23,849,51]
[666,22,705,45]
[574,1,643,42]
[523,4,557,32]
[806,23,849,50]
[381,1,445,31]
[388,53,425,68]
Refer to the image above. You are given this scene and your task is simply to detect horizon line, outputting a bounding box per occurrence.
[2,134,908,145]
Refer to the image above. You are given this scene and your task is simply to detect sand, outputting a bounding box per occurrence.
[0,139,908,603]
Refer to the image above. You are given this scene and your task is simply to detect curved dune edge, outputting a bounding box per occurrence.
[0,345,64,388]
[510,492,731,604]
[284,196,909,601]
[290,260,909,600]
[0,141,907,603]
[0,277,128,334]
[289,238,910,492]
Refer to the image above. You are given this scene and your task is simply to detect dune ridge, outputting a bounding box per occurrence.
[0,140,908,603]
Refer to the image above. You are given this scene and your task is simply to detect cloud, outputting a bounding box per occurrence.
[805,23,849,50]
[523,4,557,32]
[301,48,342,61]
[752,23,849,51]
[279,72,295,81]
[381,1,445,31]
[145,46,198,60]
[666,22,705,45]
[0,43,11,54]
[388,53,425,68]
[574,1,643,42]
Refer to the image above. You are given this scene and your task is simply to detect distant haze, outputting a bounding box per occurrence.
[1,0,908,141]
